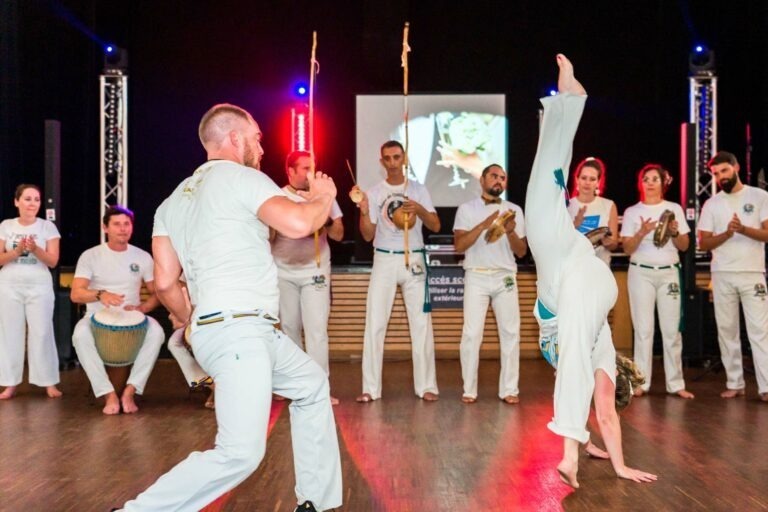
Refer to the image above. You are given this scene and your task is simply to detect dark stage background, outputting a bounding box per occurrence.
[1,0,767,265]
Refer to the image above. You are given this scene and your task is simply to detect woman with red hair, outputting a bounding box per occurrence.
[620,164,694,399]
[567,157,619,265]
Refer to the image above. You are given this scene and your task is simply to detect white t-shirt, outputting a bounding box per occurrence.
[620,200,690,266]
[453,197,525,271]
[567,196,615,265]
[0,218,60,284]
[153,160,285,317]
[698,185,768,272]
[74,243,154,315]
[271,186,343,273]
[367,180,436,251]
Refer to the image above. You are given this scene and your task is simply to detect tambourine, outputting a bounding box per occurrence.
[584,226,611,247]
[484,210,516,243]
[653,209,675,248]
[392,206,417,230]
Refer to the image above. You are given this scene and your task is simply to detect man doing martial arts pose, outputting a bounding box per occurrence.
[272,150,343,404]
[355,140,440,402]
[699,151,768,402]
[117,104,342,512]
[526,54,656,488]
[453,164,527,404]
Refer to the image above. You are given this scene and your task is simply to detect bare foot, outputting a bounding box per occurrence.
[461,395,477,404]
[356,393,373,403]
[121,385,139,414]
[421,392,439,402]
[720,388,745,399]
[584,440,610,460]
[633,388,646,397]
[205,385,215,409]
[761,393,768,403]
[556,54,586,96]
[502,395,520,405]
[616,465,658,483]
[102,392,121,415]
[46,386,63,398]
[675,389,695,399]
[0,386,17,399]
[556,459,580,489]
[330,395,340,406]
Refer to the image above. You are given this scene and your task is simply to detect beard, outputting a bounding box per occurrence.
[243,141,261,170]
[720,175,738,193]
[486,185,503,197]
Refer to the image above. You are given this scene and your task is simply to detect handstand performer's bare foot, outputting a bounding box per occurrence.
[356,393,373,403]
[675,389,695,399]
[720,388,745,399]
[556,54,586,96]
[556,459,580,489]
[584,440,610,460]
[102,392,120,415]
[46,386,63,398]
[121,385,139,414]
[461,395,477,404]
[422,391,439,401]
[0,386,17,399]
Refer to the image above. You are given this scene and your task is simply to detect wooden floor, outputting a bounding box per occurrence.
[1,358,767,512]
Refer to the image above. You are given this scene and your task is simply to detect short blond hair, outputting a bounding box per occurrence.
[198,103,252,148]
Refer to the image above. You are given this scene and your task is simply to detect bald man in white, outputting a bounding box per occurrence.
[118,104,342,512]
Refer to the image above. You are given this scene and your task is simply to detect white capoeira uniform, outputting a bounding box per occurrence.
[0,218,61,388]
[167,327,208,386]
[454,197,525,399]
[567,196,615,266]
[620,201,690,394]
[120,160,342,511]
[699,185,768,395]
[525,93,617,444]
[272,187,343,375]
[362,179,439,400]
[71,244,165,398]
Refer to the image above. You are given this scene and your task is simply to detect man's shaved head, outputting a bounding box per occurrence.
[198,103,253,149]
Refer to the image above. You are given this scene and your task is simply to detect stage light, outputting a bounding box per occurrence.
[103,45,128,72]
[105,45,114,54]
[549,89,557,96]
[294,82,309,98]
[689,45,715,75]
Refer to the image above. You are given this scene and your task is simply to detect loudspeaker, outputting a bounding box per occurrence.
[44,120,61,227]
[682,288,719,363]
[54,289,77,368]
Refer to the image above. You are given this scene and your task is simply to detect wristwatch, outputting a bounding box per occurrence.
[95,290,104,301]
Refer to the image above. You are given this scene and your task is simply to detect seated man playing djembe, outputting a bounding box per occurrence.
[71,206,165,415]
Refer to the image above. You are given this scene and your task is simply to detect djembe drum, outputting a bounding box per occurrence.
[91,308,148,367]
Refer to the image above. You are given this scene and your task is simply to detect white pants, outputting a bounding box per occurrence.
[712,271,768,394]
[525,94,618,444]
[362,251,438,400]
[167,327,208,385]
[628,264,686,393]
[72,315,165,397]
[460,269,520,399]
[278,265,331,374]
[121,316,342,512]
[0,280,59,387]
